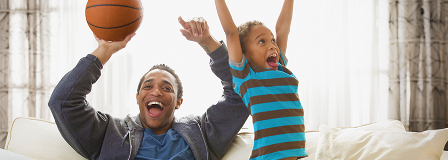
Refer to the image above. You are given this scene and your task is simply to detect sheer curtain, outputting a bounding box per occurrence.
[0,0,59,148]
[291,0,390,130]
[388,0,448,131]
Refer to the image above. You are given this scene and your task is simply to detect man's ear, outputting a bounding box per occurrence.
[175,99,183,110]
[136,93,139,104]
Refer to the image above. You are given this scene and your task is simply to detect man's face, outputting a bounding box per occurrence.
[136,69,183,135]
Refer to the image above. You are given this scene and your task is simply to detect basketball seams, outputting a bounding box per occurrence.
[86,4,142,10]
[87,15,143,29]
[85,0,143,41]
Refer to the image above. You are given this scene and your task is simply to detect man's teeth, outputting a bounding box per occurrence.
[147,101,164,108]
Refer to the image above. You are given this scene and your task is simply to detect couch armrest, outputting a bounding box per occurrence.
[5,117,86,160]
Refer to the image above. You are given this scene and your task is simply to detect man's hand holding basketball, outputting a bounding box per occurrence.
[91,33,136,65]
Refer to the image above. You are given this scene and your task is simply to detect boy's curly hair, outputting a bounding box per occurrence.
[237,20,264,54]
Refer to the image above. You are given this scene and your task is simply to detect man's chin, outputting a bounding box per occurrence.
[142,117,170,129]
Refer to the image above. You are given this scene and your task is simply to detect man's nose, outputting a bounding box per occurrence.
[150,87,162,97]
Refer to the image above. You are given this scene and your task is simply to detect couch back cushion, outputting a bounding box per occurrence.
[5,117,86,160]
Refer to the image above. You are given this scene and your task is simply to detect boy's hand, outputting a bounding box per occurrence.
[178,16,211,43]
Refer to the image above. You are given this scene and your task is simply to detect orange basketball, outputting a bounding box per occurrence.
[85,0,143,41]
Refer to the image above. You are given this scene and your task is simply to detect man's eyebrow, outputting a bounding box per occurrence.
[143,79,173,86]
[143,79,153,83]
[162,80,173,86]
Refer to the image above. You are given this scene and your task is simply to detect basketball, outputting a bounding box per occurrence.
[85,0,143,41]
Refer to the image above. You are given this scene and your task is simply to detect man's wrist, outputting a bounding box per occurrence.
[91,45,114,65]
[197,36,220,53]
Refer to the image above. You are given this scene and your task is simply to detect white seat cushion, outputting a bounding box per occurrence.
[4,117,86,160]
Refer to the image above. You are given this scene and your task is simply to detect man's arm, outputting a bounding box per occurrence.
[179,16,249,159]
[48,34,135,159]
[91,33,135,65]
[201,42,249,159]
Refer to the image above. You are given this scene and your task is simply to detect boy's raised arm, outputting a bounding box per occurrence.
[214,0,243,63]
[276,0,294,53]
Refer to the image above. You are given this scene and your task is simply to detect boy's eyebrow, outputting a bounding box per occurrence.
[255,33,274,41]
[255,34,265,41]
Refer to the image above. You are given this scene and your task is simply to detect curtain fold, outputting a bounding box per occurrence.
[388,0,448,132]
[296,0,390,130]
[0,0,10,149]
[0,0,58,148]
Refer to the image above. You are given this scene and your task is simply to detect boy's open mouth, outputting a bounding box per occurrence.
[266,53,279,68]
[147,101,165,117]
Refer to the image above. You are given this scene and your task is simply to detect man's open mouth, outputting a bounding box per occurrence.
[147,101,165,117]
[266,53,279,68]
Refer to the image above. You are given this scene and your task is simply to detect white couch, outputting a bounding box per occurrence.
[2,117,448,160]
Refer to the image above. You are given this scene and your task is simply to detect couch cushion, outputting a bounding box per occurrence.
[316,124,448,160]
[222,120,406,160]
[302,120,406,160]
[0,148,35,160]
[4,117,86,160]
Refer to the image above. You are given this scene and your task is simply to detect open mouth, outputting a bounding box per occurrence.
[146,101,165,117]
[266,53,279,68]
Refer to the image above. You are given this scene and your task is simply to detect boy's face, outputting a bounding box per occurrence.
[244,25,280,70]
[136,69,183,135]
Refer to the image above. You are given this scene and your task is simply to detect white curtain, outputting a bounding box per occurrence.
[1,0,390,148]
[291,0,390,130]
[0,0,59,148]
[388,0,448,132]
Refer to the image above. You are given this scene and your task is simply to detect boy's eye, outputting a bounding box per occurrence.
[258,39,265,44]
[272,39,276,43]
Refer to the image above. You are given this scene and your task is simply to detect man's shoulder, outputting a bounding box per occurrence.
[173,115,201,125]
[121,114,144,130]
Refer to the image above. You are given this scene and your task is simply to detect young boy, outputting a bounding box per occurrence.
[214,0,307,159]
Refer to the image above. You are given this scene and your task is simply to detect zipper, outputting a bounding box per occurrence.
[196,123,209,159]
[122,130,132,160]
[128,130,132,160]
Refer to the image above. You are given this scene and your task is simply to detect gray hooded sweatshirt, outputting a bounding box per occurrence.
[48,43,249,160]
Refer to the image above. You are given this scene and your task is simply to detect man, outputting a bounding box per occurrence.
[48,17,249,160]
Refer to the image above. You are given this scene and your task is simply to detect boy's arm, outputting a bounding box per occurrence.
[214,0,243,63]
[276,0,294,53]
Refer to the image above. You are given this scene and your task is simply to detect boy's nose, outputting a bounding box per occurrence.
[269,43,277,50]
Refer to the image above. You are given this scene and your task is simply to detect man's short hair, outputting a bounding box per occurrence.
[137,64,183,100]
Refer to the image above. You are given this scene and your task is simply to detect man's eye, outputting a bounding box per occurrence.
[143,85,152,89]
[163,87,172,91]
